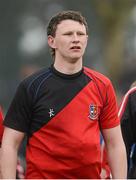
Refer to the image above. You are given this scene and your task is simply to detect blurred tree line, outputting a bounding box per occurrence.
[0,0,136,110]
[91,0,135,82]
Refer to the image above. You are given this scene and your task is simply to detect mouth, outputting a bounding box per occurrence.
[70,46,81,50]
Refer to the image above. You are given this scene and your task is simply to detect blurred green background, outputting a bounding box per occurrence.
[0,0,136,111]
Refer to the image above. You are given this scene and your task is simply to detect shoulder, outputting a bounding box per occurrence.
[122,86,136,103]
[83,66,111,87]
[118,86,136,118]
[20,67,52,91]
[14,67,52,101]
[126,86,136,97]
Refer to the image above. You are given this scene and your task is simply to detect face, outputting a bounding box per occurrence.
[48,20,88,62]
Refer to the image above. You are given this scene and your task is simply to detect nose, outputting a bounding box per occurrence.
[72,33,80,43]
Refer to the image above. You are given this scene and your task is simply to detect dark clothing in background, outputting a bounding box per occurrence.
[120,87,136,178]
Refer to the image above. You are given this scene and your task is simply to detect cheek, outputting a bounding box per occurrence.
[60,41,70,51]
[81,37,87,44]
[56,39,66,48]
[82,40,87,48]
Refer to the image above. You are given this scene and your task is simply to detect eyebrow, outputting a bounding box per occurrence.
[62,31,86,34]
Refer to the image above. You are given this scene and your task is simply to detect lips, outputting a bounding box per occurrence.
[70,46,81,50]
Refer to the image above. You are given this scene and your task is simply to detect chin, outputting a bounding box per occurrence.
[69,56,81,63]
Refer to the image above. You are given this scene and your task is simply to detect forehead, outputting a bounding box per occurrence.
[56,20,86,33]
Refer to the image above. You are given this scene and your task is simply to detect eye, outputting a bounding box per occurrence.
[77,32,85,36]
[63,32,73,36]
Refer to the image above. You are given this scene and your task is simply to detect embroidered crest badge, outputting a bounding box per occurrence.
[88,104,98,120]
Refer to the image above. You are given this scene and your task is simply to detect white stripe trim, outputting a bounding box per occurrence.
[118,86,136,118]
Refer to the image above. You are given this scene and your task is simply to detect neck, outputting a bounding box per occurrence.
[53,54,83,74]
[54,59,83,75]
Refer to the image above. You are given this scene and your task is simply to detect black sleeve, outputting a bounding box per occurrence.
[4,82,32,133]
[129,92,136,142]
[121,92,136,163]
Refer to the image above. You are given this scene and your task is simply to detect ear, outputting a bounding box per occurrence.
[48,35,56,49]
